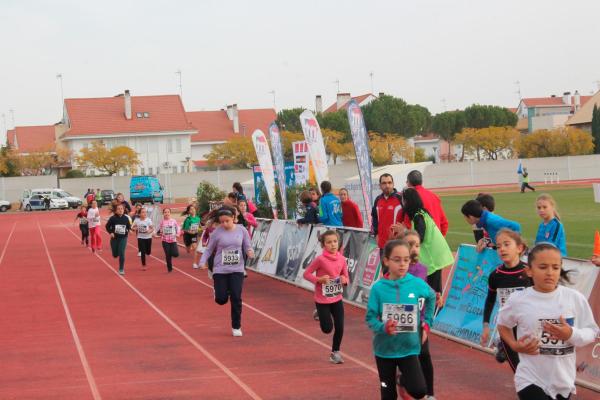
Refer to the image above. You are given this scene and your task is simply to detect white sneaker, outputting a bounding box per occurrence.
[192,263,199,269]
[232,328,243,337]
[137,251,141,257]
[207,269,213,280]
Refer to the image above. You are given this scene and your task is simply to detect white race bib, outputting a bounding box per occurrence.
[222,249,241,265]
[138,224,148,234]
[537,318,575,356]
[382,303,418,333]
[115,224,126,235]
[79,217,88,225]
[163,225,175,235]
[189,223,199,234]
[497,287,525,308]
[322,277,343,297]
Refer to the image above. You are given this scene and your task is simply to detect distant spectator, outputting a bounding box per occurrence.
[520,168,535,193]
[339,188,363,228]
[402,170,449,236]
[318,181,343,227]
[371,173,403,250]
[297,190,319,225]
[224,192,238,207]
[309,187,321,207]
[232,182,247,202]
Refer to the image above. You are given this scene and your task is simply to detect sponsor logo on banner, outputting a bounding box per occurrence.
[252,129,278,218]
[299,110,329,186]
[275,221,311,280]
[293,141,309,184]
[269,122,288,219]
[347,100,372,228]
[246,219,272,270]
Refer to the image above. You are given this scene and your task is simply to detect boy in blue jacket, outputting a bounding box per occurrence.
[461,200,521,250]
[318,181,343,227]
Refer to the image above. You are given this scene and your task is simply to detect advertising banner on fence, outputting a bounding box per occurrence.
[269,122,288,219]
[337,228,371,300]
[274,221,311,281]
[255,219,286,275]
[575,273,600,390]
[295,225,327,291]
[433,245,501,346]
[347,236,381,305]
[347,100,372,228]
[299,110,329,187]
[246,219,272,270]
[252,129,278,217]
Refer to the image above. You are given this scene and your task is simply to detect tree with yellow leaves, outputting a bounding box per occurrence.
[206,137,257,169]
[517,127,594,158]
[454,126,520,161]
[368,133,414,166]
[17,144,73,176]
[76,141,140,175]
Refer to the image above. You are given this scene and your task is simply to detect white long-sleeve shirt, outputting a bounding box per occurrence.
[497,285,599,399]
[86,207,101,228]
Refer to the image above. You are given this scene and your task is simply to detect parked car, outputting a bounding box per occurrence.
[130,176,164,204]
[0,200,11,212]
[22,188,82,209]
[22,194,68,211]
[99,189,116,206]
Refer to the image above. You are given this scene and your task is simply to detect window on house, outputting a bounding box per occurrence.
[140,167,145,175]
[168,139,174,153]
[175,138,182,153]
[180,165,185,173]
[148,167,153,175]
[172,166,178,174]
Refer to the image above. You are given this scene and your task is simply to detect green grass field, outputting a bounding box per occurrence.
[438,185,600,259]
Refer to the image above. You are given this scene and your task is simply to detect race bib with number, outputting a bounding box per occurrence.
[382,303,418,333]
[115,225,127,235]
[189,223,199,234]
[138,224,148,233]
[322,277,343,297]
[537,318,575,356]
[222,249,241,265]
[163,225,175,235]
[497,287,525,308]
[79,217,88,225]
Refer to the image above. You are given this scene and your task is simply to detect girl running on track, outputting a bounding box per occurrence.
[399,230,436,399]
[132,207,154,270]
[182,205,201,254]
[194,210,217,272]
[75,205,89,246]
[480,229,532,372]
[497,243,599,400]
[535,194,567,256]
[87,200,102,253]
[106,203,132,275]
[303,230,349,364]
[199,208,253,337]
[366,239,436,400]
[238,200,257,235]
[156,208,181,273]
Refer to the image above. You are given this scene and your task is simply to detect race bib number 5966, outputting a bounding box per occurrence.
[382,304,417,333]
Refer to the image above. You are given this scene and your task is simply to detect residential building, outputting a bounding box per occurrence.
[321,93,378,113]
[566,90,600,132]
[7,125,57,154]
[409,134,456,163]
[516,91,592,132]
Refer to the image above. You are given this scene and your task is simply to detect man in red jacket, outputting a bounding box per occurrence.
[402,170,449,236]
[371,173,403,250]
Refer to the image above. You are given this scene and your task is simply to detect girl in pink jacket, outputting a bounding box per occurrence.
[303,230,349,364]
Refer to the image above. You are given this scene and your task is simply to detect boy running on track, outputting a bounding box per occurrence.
[366,239,435,400]
[480,229,532,372]
[156,208,181,273]
[199,208,253,337]
[132,207,154,270]
[75,205,89,246]
[87,200,102,253]
[182,205,201,254]
[106,204,132,275]
[303,230,349,364]
[497,243,598,400]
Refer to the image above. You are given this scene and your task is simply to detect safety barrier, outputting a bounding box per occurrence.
[247,219,600,393]
[543,171,561,184]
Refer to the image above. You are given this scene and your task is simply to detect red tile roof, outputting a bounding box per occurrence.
[324,93,375,113]
[521,96,592,109]
[7,125,56,153]
[187,108,276,142]
[507,107,518,113]
[193,159,234,168]
[62,94,194,137]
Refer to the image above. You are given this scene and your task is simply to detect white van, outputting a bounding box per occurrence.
[22,188,82,209]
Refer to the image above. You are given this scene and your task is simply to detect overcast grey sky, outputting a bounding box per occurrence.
[1,0,599,142]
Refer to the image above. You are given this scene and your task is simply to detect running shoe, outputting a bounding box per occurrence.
[396,375,411,400]
[313,309,319,321]
[207,269,213,280]
[192,263,199,269]
[119,269,125,275]
[426,396,437,400]
[232,328,243,337]
[494,338,507,363]
[329,351,344,364]
[137,252,141,257]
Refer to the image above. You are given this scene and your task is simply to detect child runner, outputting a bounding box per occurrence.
[366,239,436,400]
[132,203,143,256]
[480,229,532,372]
[105,204,132,275]
[535,194,567,256]
[461,199,521,251]
[199,208,253,337]
[399,230,436,399]
[182,205,201,254]
[87,200,102,253]
[303,230,349,364]
[497,243,598,400]
[194,211,217,271]
[132,207,154,270]
[157,208,181,273]
[238,200,257,235]
[75,205,89,246]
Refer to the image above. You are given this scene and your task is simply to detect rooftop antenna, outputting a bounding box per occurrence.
[268,90,276,109]
[441,98,447,112]
[175,69,183,100]
[369,71,374,94]
[515,80,522,100]
[333,79,340,94]
[1,113,6,137]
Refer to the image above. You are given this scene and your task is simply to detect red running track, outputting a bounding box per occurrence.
[0,210,597,400]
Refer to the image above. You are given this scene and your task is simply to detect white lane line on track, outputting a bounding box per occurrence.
[60,223,262,400]
[37,222,102,400]
[0,222,17,267]
[94,226,378,375]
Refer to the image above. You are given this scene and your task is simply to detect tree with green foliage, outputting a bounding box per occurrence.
[0,145,20,176]
[196,181,227,214]
[592,104,600,154]
[431,110,467,160]
[464,104,517,129]
[361,95,431,137]
[276,108,305,133]
[316,110,350,140]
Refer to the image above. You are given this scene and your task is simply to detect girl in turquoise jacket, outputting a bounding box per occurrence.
[366,239,436,400]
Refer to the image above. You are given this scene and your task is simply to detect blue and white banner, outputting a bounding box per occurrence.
[347,100,372,228]
[252,129,278,218]
[269,122,288,219]
[299,110,329,187]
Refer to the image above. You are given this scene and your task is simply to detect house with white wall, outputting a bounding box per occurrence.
[516,91,592,132]
[59,91,196,175]
[320,93,378,113]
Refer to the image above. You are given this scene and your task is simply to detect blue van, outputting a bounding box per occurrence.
[130,176,164,204]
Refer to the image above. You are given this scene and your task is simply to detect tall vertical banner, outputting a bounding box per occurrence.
[292,141,309,185]
[252,129,278,218]
[347,100,372,228]
[299,110,329,187]
[268,122,288,219]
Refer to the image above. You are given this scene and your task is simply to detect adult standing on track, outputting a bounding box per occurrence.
[371,173,403,259]
[402,170,448,236]
[199,208,254,337]
[106,203,132,275]
[87,200,102,253]
[339,188,364,228]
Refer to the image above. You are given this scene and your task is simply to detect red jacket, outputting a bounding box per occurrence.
[401,185,448,236]
[371,191,403,249]
[341,199,364,228]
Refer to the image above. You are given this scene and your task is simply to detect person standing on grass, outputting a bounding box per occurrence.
[520,168,535,193]
[371,173,403,257]
[75,205,90,247]
[535,194,567,257]
[87,200,102,253]
[106,203,132,275]
[403,170,449,236]
[182,205,201,254]
[157,208,181,273]
[132,207,154,270]
[199,208,253,337]
[339,188,364,228]
[303,230,349,364]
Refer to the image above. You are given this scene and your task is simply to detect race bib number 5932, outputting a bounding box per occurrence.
[382,304,417,333]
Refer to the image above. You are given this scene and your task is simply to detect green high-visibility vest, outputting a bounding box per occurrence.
[412,210,455,275]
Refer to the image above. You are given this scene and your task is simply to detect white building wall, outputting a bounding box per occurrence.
[191,142,224,161]
[531,114,570,131]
